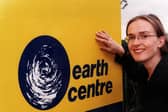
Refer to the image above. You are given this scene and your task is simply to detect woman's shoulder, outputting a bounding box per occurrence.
[156,54,168,76]
[161,54,168,64]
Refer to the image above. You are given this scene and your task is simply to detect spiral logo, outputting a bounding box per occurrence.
[18,35,70,110]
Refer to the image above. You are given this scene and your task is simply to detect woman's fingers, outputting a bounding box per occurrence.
[96,31,110,40]
[96,36,107,44]
[95,31,125,56]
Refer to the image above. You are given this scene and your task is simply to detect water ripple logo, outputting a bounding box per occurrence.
[18,35,70,110]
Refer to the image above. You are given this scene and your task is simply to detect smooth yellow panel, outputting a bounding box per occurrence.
[0,0,122,112]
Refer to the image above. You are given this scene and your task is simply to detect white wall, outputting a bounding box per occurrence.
[121,0,168,39]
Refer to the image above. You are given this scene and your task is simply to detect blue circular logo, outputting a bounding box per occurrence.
[18,35,70,110]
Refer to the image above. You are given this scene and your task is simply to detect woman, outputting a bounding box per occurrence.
[96,14,168,112]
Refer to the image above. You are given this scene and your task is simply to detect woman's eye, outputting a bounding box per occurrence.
[142,35,148,38]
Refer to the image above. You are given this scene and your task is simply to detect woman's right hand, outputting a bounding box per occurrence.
[95,31,125,56]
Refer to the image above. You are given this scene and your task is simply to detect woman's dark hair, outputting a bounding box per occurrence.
[126,14,168,55]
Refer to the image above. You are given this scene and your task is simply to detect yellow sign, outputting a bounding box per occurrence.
[0,0,122,112]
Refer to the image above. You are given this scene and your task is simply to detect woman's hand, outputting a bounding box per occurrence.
[96,31,125,56]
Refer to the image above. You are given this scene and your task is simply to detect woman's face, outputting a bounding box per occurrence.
[127,19,163,64]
